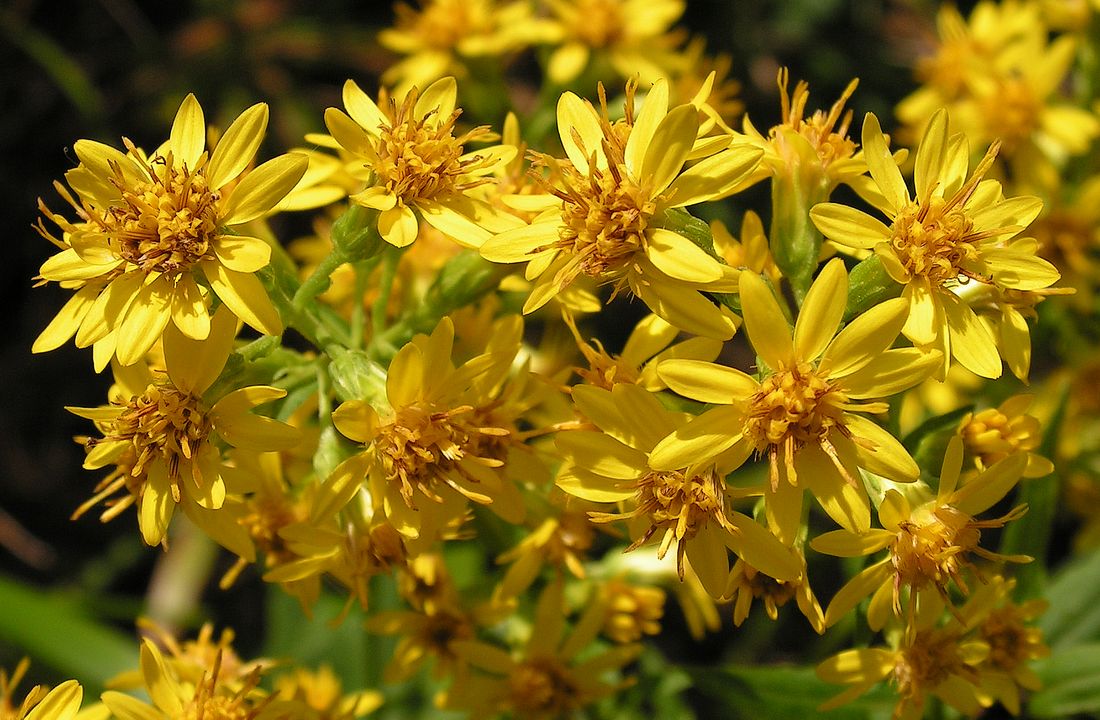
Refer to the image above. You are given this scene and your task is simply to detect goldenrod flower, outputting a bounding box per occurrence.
[273,666,382,720]
[652,259,937,542]
[69,306,299,549]
[446,581,641,719]
[34,94,307,367]
[102,639,281,720]
[542,0,686,86]
[725,551,825,633]
[811,110,1060,378]
[0,660,82,720]
[711,211,781,286]
[481,79,760,339]
[323,77,518,249]
[493,507,596,601]
[959,394,1054,478]
[817,598,996,720]
[813,437,1029,629]
[327,317,526,541]
[598,579,666,643]
[555,382,801,596]
[379,0,553,94]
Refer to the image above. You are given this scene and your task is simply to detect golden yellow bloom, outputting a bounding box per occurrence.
[0,660,82,720]
[446,581,641,719]
[598,579,666,643]
[379,0,553,94]
[711,212,781,286]
[814,437,1029,629]
[493,506,596,601]
[542,0,685,85]
[34,94,307,368]
[959,394,1054,478]
[324,77,518,249]
[725,551,824,633]
[273,666,382,720]
[652,259,937,543]
[69,306,299,550]
[668,37,744,127]
[812,110,1060,378]
[555,381,801,596]
[481,79,760,339]
[326,317,526,541]
[102,639,280,720]
[817,600,995,720]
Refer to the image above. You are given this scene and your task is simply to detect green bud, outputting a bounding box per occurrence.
[331,205,383,261]
[328,347,388,407]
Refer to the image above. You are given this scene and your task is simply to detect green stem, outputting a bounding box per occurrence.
[349,258,380,350]
[372,246,401,336]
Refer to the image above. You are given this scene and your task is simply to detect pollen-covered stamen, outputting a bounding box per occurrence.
[110,385,211,491]
[889,504,1028,612]
[776,69,859,167]
[100,146,220,276]
[183,650,272,720]
[893,628,980,705]
[373,402,507,509]
[744,362,852,488]
[590,467,733,579]
[374,90,496,204]
[738,563,799,619]
[508,658,582,716]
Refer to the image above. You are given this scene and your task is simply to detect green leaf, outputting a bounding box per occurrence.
[1040,548,1100,648]
[689,665,895,720]
[901,405,973,482]
[1030,643,1100,718]
[263,586,370,690]
[0,573,137,693]
[844,255,902,320]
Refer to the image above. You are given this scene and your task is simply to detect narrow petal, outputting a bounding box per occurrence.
[641,104,699,194]
[417,198,492,248]
[811,529,894,557]
[686,523,731,597]
[739,270,794,369]
[572,383,677,452]
[799,444,871,532]
[646,228,724,283]
[819,297,908,378]
[378,205,419,248]
[664,144,763,207]
[414,76,457,121]
[624,79,669,175]
[343,79,386,132]
[169,93,206,169]
[840,416,919,482]
[648,405,744,471]
[794,258,847,362]
[951,453,1028,516]
[556,463,635,503]
[169,274,211,340]
[164,303,235,395]
[726,512,803,581]
[810,203,892,250]
[632,279,737,340]
[201,260,282,336]
[555,431,646,480]
[557,92,604,173]
[206,103,268,190]
[32,282,103,353]
[902,278,941,346]
[838,348,941,398]
[657,359,757,404]
[942,291,1001,378]
[765,479,803,546]
[823,561,892,627]
[862,112,909,213]
[914,109,948,201]
[332,400,379,444]
[212,234,272,273]
[26,680,82,720]
[116,276,173,366]
[325,107,377,158]
[816,646,895,683]
[221,153,309,225]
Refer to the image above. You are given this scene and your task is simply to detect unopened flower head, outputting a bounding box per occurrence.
[34,94,307,368]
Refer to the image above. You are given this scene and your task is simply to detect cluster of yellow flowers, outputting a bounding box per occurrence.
[20,0,1100,718]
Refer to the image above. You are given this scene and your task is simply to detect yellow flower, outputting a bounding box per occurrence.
[323,77,518,249]
[481,79,761,339]
[813,436,1029,629]
[69,306,299,550]
[542,0,686,86]
[379,0,554,94]
[102,639,280,720]
[668,36,744,127]
[326,317,526,542]
[725,551,824,633]
[273,666,382,720]
[446,581,641,719]
[0,660,82,720]
[598,579,666,643]
[959,394,1054,478]
[34,94,307,368]
[817,598,995,720]
[651,259,937,542]
[554,381,801,596]
[711,211,781,286]
[493,506,596,601]
[811,110,1060,378]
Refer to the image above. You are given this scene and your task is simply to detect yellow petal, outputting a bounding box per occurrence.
[841,415,919,482]
[169,273,211,341]
[556,463,635,503]
[819,297,908,378]
[657,359,757,404]
[557,92,604,173]
[739,270,794,369]
[765,478,803,546]
[646,228,724,283]
[914,109,948,201]
[555,431,647,479]
[631,279,737,340]
[222,153,308,225]
[343,79,386,133]
[861,112,909,213]
[169,93,206,169]
[942,290,1001,378]
[816,646,895,683]
[206,103,268,190]
[810,203,892,250]
[417,198,492,248]
[726,512,802,581]
[799,444,871,532]
[32,282,103,353]
[386,341,424,407]
[624,79,669,175]
[26,680,82,720]
[648,405,744,471]
[116,276,173,366]
[664,144,764,207]
[414,76,457,121]
[164,303,235,395]
[641,104,699,194]
[794,258,847,362]
[838,347,940,399]
[811,529,894,557]
[332,400,379,444]
[379,204,419,248]
[823,561,892,627]
[201,260,282,336]
[213,234,271,273]
[312,454,369,523]
[686,523,731,597]
[139,463,175,546]
[325,107,377,158]
[547,42,589,85]
[951,452,1027,516]
[572,383,676,452]
[902,277,941,346]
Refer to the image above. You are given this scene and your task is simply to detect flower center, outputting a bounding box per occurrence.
[112,385,210,481]
[983,76,1039,155]
[745,362,847,450]
[981,605,1045,672]
[961,406,1041,467]
[774,72,858,172]
[508,658,580,715]
[104,154,220,276]
[891,506,980,597]
[569,0,624,47]
[394,0,478,50]
[373,91,494,204]
[893,628,973,701]
[890,198,981,285]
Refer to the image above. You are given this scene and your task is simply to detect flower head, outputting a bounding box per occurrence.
[34,94,307,368]
[812,110,1061,378]
[324,77,518,249]
[0,660,82,720]
[481,79,760,339]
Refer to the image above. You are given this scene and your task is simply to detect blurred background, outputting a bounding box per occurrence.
[0,0,967,701]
